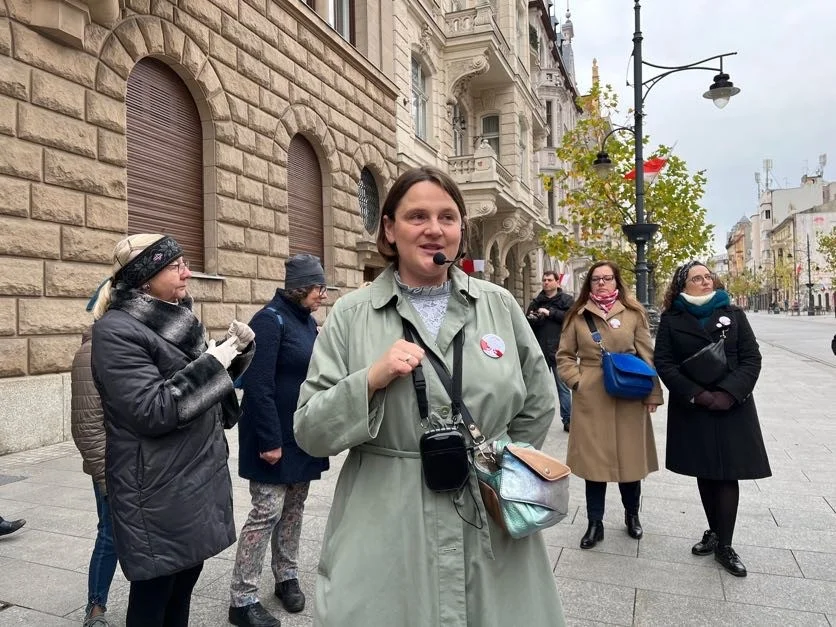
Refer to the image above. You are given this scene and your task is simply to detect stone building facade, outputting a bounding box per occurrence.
[0,0,585,453]
[531,5,582,295]
[394,0,560,304]
[0,0,399,454]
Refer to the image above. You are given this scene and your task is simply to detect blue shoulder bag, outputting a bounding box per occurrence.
[583,311,656,400]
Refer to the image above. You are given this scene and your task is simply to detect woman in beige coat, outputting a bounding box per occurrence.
[557,260,663,549]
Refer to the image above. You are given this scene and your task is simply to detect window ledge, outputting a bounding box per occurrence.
[414,135,438,154]
[189,272,226,281]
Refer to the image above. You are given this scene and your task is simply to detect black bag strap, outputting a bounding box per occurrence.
[582,310,605,351]
[402,320,487,447]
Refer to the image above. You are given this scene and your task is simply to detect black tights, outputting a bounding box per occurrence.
[697,478,739,547]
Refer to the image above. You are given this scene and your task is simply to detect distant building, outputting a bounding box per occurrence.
[755,171,836,312]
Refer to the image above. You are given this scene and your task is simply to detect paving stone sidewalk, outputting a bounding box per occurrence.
[0,336,834,626]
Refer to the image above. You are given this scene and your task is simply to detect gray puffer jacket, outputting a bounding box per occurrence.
[71,326,106,489]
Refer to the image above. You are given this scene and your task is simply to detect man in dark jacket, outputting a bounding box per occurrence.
[527,271,574,430]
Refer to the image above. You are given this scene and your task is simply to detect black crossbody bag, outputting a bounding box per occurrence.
[403,321,488,493]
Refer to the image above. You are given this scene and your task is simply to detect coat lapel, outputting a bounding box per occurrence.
[371,265,479,362]
[667,309,714,342]
[434,267,479,355]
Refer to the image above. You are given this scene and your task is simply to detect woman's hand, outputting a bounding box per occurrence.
[367,339,425,395]
[645,403,659,413]
[227,319,255,351]
[260,448,282,465]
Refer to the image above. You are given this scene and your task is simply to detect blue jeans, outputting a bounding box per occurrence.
[552,367,572,424]
[87,480,118,613]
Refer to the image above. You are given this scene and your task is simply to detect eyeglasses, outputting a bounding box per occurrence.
[166,260,189,273]
[317,285,328,296]
[590,275,615,284]
[688,273,715,285]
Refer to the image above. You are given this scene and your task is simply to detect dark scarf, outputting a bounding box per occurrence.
[109,283,206,359]
[673,289,731,323]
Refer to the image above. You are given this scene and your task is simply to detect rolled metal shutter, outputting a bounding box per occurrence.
[287,134,324,261]
[126,58,205,271]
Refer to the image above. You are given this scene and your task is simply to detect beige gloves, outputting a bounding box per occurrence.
[226,319,255,351]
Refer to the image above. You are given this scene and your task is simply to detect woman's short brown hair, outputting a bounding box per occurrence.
[375,165,469,263]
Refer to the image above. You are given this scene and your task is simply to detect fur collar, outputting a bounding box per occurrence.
[110,283,206,359]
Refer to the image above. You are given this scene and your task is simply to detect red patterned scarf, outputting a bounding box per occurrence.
[589,290,619,314]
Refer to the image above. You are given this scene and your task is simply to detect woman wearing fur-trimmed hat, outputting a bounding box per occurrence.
[90,234,255,627]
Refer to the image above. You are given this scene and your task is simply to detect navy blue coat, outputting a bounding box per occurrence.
[238,290,329,484]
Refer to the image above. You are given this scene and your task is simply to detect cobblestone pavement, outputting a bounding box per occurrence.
[1,312,835,626]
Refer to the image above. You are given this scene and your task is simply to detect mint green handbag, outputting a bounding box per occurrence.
[474,440,571,539]
[404,323,571,539]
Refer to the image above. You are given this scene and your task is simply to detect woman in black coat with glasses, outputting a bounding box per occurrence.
[653,261,771,578]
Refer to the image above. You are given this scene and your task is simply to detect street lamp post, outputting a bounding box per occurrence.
[592,1,740,308]
[805,234,816,316]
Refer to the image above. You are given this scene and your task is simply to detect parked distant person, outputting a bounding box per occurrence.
[0,515,25,537]
[228,254,330,627]
[557,260,663,549]
[71,316,117,626]
[294,166,565,625]
[91,234,254,627]
[654,261,771,577]
[527,271,574,431]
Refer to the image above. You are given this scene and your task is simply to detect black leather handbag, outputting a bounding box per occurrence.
[680,337,728,386]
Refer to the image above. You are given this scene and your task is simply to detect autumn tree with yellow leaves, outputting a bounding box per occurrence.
[543,83,714,297]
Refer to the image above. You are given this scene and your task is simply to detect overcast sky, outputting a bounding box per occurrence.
[562,0,836,253]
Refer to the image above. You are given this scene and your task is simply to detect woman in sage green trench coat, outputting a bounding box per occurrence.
[294,166,565,627]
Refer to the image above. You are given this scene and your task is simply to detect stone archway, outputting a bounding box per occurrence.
[93,16,231,273]
[273,104,341,282]
[95,17,230,121]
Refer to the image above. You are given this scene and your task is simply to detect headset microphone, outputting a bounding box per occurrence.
[432,251,464,266]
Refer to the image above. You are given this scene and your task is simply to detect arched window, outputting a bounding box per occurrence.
[411,57,428,140]
[288,134,324,261]
[481,115,499,155]
[451,103,466,157]
[126,58,204,270]
[358,167,380,234]
[518,115,529,182]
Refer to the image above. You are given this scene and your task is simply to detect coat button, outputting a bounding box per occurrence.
[439,407,449,417]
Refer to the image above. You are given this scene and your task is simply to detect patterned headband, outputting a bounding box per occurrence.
[114,236,183,288]
[675,260,705,291]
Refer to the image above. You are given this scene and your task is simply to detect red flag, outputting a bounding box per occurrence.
[460,258,475,274]
[624,157,668,181]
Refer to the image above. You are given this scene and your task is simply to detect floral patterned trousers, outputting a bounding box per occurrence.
[229,480,310,608]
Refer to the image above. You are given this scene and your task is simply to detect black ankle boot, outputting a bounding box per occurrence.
[691,530,718,556]
[275,578,305,613]
[228,602,280,627]
[624,512,643,539]
[580,520,604,549]
[715,545,747,577]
